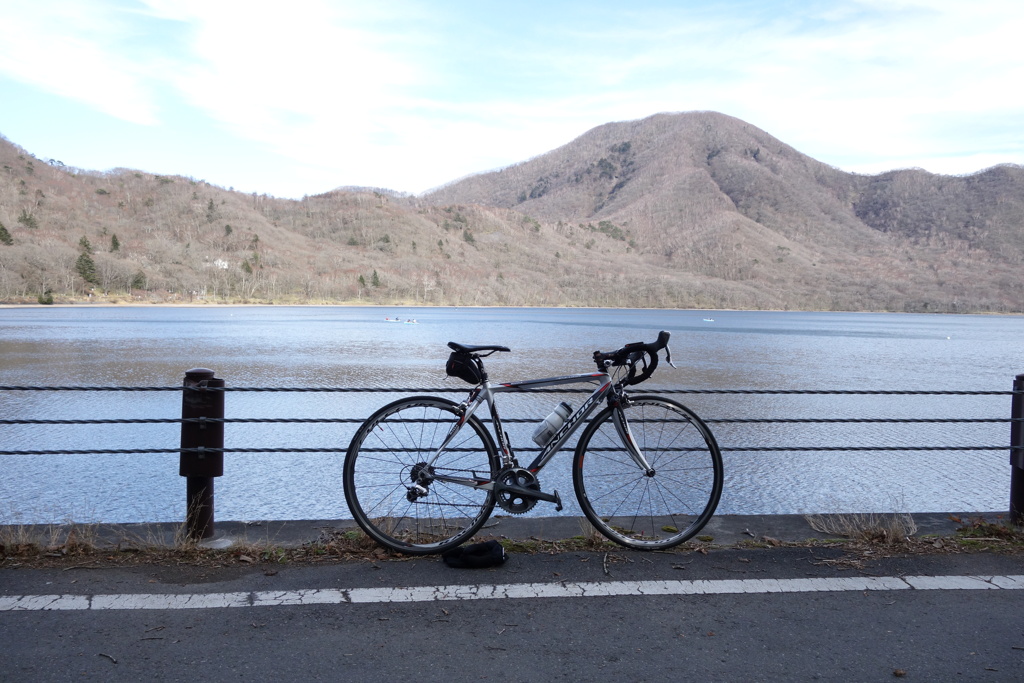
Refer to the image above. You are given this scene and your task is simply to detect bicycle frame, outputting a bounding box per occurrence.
[426,368,656,494]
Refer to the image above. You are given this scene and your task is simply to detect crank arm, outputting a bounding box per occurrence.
[496,484,563,511]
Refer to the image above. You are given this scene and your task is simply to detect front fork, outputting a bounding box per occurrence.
[611,395,656,476]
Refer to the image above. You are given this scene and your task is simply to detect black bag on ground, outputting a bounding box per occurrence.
[441,540,507,568]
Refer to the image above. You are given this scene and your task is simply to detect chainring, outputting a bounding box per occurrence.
[494,467,540,514]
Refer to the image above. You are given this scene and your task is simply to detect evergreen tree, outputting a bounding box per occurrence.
[0,221,12,245]
[110,234,120,252]
[76,252,98,284]
[76,235,97,283]
[371,270,381,287]
[17,209,38,229]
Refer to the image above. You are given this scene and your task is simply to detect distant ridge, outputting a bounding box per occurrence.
[324,186,412,198]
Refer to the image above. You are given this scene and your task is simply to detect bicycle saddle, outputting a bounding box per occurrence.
[447,342,511,354]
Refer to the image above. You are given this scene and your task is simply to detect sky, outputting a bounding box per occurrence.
[1,0,1022,199]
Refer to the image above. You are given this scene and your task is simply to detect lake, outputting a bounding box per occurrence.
[1,306,1021,525]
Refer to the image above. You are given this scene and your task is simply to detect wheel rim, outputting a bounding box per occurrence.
[575,398,722,549]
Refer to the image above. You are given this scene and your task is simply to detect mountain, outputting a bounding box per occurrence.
[424,111,1024,312]
[0,112,1021,312]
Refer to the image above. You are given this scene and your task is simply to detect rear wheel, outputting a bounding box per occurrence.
[573,396,723,550]
[344,396,499,554]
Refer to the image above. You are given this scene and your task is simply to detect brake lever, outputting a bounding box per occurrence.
[665,343,677,369]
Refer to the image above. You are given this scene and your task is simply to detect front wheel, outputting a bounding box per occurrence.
[344,396,499,555]
[573,396,723,550]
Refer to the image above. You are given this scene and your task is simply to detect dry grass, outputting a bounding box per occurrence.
[576,518,608,545]
[805,511,919,546]
[0,519,190,567]
[948,515,1024,551]
[0,521,407,569]
[1,521,102,558]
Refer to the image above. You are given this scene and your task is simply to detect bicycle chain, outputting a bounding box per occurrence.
[405,464,490,510]
[403,464,543,515]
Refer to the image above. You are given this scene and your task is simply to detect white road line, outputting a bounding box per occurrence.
[2,575,1022,612]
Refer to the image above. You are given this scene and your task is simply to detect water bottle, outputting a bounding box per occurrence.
[532,401,573,446]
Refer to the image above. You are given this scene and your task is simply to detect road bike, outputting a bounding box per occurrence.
[343,331,723,555]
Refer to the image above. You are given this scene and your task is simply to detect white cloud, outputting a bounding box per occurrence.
[658,0,1024,175]
[133,0,446,188]
[0,1,159,124]
[2,0,1022,194]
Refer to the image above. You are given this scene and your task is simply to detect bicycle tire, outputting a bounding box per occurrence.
[573,395,723,550]
[344,396,499,555]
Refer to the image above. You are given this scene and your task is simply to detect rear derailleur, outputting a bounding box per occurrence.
[406,462,434,502]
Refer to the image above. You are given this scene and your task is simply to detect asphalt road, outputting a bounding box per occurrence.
[3,543,1023,682]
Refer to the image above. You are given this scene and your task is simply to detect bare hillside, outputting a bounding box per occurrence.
[424,112,1024,312]
[1,111,1021,312]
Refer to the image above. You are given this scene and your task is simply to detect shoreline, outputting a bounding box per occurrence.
[1,301,1021,316]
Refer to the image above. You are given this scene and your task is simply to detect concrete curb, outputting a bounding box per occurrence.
[2,511,1007,551]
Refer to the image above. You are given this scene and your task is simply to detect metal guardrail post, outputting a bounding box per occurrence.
[1011,374,1024,526]
[179,368,225,540]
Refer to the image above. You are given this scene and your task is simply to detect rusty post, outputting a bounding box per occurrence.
[1011,374,1024,526]
[180,368,225,540]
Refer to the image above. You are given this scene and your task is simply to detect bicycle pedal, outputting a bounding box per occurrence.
[553,489,563,512]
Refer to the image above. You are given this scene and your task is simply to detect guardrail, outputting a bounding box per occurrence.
[2,369,1022,540]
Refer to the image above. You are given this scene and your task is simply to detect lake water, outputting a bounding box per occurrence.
[1,306,1021,525]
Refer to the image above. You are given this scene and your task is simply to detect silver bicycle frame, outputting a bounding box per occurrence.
[428,368,655,490]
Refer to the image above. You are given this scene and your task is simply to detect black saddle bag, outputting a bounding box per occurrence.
[445,352,484,384]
